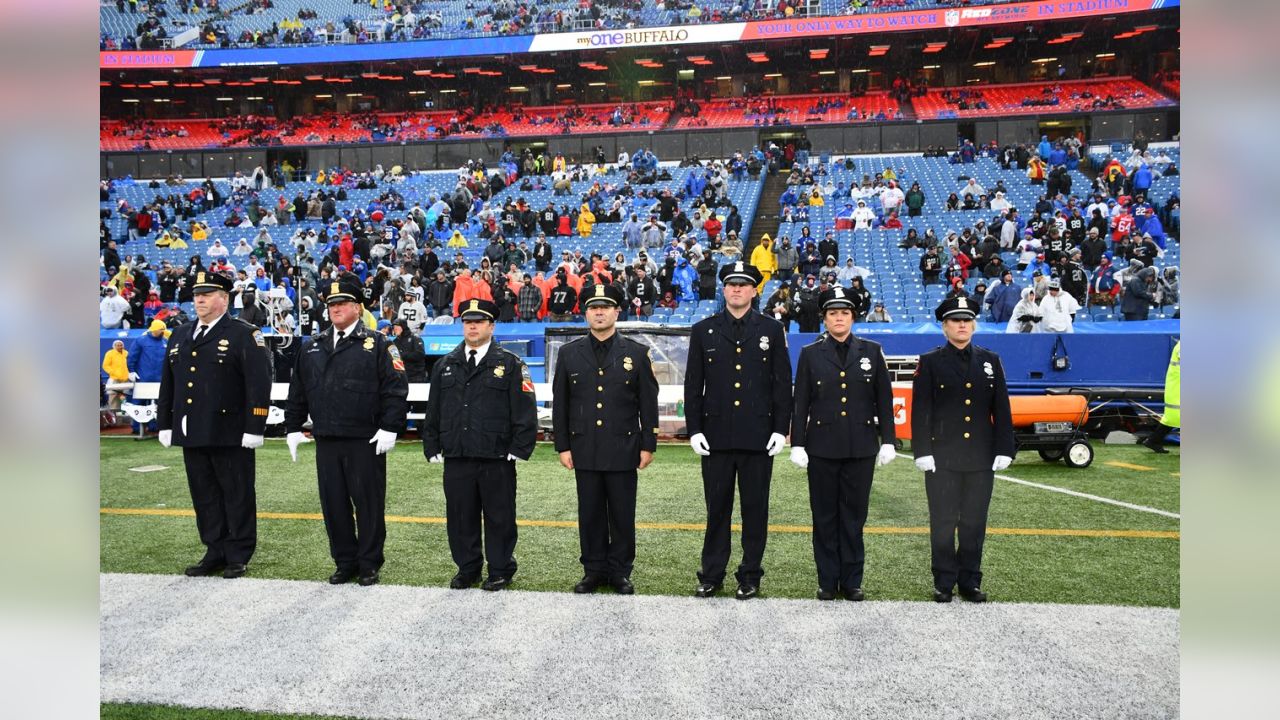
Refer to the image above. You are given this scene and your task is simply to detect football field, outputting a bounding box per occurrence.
[100,438,1180,719]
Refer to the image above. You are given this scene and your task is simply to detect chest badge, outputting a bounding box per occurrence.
[363,337,375,351]
[494,365,505,378]
[860,357,872,372]
[759,336,770,351]
[983,361,994,377]
[622,356,634,372]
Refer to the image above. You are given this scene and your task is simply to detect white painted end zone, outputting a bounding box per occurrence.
[102,573,1178,720]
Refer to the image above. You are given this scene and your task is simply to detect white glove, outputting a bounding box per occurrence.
[790,446,809,468]
[766,432,787,457]
[157,429,172,448]
[915,455,936,473]
[992,455,1013,472]
[241,433,264,450]
[370,429,397,455]
[877,443,896,466]
[506,453,525,462]
[689,433,711,457]
[428,453,444,463]
[128,372,140,382]
[286,431,310,462]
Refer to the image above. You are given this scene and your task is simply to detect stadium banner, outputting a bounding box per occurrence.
[743,0,1178,41]
[100,0,1176,69]
[526,23,745,53]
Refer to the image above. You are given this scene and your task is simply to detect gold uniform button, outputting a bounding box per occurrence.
[734,382,741,389]
[186,399,193,405]
[841,411,847,417]
[736,347,742,354]
[735,364,742,370]
[190,366,196,372]
[966,382,972,388]
[965,416,971,422]
[734,400,741,407]
[598,370,604,376]
[940,384,945,389]
[187,382,193,388]
[841,397,847,404]
[596,420,603,426]
[963,432,971,439]
[841,383,847,389]
[840,371,846,377]
[191,351,197,357]
[596,403,603,409]
[597,386,604,392]
[964,399,971,405]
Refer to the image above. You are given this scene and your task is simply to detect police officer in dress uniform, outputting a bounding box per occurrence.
[423,298,538,592]
[552,283,660,595]
[284,275,409,587]
[684,261,792,600]
[912,296,1015,603]
[157,271,272,579]
[789,287,897,601]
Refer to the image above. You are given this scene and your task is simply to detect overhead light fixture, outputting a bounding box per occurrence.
[637,80,655,86]
[716,76,732,80]
[1032,57,1059,64]
[346,92,362,97]
[314,94,332,99]
[555,83,572,89]
[150,80,168,86]
[868,45,890,56]
[973,61,996,67]
[922,64,941,69]
[408,90,425,95]
[203,79,221,85]
[245,96,263,100]
[360,72,380,78]
[588,82,606,87]
[850,68,869,73]
[216,96,233,101]
[764,73,782,78]
[1096,52,1116,58]
[509,86,528,91]
[305,74,324,80]
[818,70,836,75]
[439,89,457,93]
[687,56,705,62]
[809,48,829,59]
[121,98,139,103]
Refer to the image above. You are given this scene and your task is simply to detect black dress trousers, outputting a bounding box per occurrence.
[315,437,388,574]
[924,468,994,592]
[697,451,772,586]
[574,469,638,579]
[806,456,875,592]
[183,446,257,565]
[443,458,518,579]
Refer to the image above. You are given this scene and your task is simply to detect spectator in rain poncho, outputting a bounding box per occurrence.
[1007,287,1041,334]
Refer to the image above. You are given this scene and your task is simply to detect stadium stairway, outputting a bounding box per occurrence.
[747,171,790,251]
[896,96,917,122]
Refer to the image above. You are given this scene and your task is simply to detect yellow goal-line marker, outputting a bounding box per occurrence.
[100,507,1178,540]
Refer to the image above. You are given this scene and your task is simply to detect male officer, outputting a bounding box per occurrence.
[157,271,272,579]
[285,274,408,587]
[552,284,660,595]
[790,287,897,601]
[912,296,1015,603]
[684,261,792,599]
[423,298,538,592]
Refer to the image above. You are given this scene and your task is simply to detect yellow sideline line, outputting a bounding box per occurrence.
[1104,461,1157,471]
[100,507,1179,540]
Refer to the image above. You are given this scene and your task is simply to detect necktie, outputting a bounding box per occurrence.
[468,349,477,368]
[335,329,345,348]
[836,340,849,365]
[732,319,744,343]
[194,325,208,342]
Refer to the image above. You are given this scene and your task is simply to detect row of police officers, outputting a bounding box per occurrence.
[156,265,1012,602]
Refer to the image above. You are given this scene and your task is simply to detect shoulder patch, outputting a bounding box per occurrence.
[253,330,265,347]
[387,344,405,372]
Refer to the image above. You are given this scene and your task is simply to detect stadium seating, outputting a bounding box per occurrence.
[99,0,1012,48]
[911,77,1176,120]
[101,143,1180,326]
[674,92,901,130]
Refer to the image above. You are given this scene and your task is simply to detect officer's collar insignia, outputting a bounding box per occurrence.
[197,272,206,283]
[984,361,994,377]
[759,336,770,351]
[860,357,872,371]
[494,365,505,377]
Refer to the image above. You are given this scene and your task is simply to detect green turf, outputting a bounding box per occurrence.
[100,438,1179,607]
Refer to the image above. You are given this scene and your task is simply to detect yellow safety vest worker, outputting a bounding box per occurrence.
[1160,340,1179,428]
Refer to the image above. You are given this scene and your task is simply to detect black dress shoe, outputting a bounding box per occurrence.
[329,568,358,585]
[357,569,379,586]
[183,559,225,577]
[842,587,865,602]
[610,577,635,595]
[933,589,954,603]
[816,588,837,601]
[222,563,248,579]
[694,582,722,598]
[481,576,511,592]
[735,583,759,600]
[574,574,604,594]
[958,587,988,603]
[449,573,479,590]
